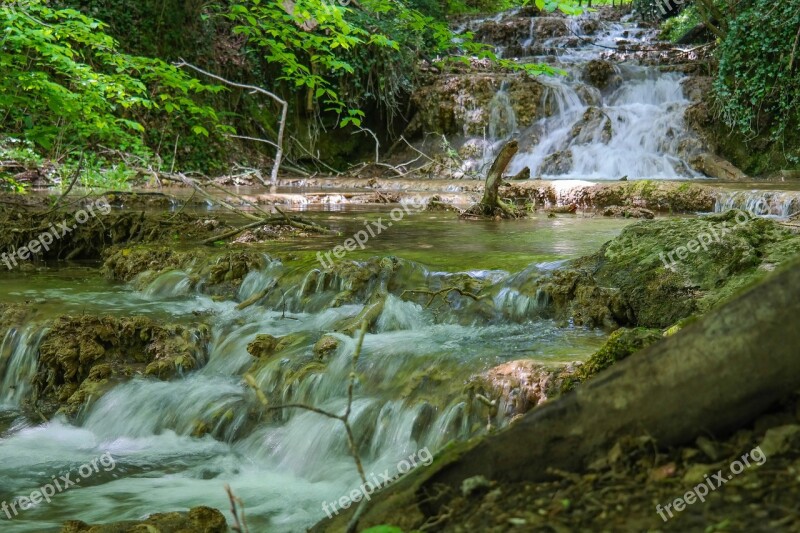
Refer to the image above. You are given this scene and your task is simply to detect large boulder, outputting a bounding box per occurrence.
[690,152,749,180]
[535,212,800,328]
[582,59,621,91]
[406,73,545,137]
[470,360,580,418]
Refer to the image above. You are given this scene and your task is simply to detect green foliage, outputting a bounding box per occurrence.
[362,527,404,533]
[228,0,564,128]
[0,137,40,192]
[660,4,700,41]
[0,137,44,167]
[69,153,135,189]
[445,0,522,15]
[714,0,800,140]
[0,0,226,160]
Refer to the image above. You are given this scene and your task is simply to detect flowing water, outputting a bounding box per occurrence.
[0,209,630,531]
[457,11,703,180]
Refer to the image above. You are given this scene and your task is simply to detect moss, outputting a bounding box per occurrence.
[30,315,208,418]
[531,213,800,329]
[61,505,227,533]
[313,335,340,360]
[247,334,280,359]
[567,327,663,389]
[686,95,800,176]
[0,206,227,265]
[103,244,266,298]
[102,245,196,283]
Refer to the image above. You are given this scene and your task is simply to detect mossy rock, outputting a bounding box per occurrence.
[566,327,663,390]
[102,245,196,284]
[102,245,266,298]
[247,334,281,359]
[533,212,800,328]
[313,335,340,360]
[31,315,208,418]
[61,505,227,533]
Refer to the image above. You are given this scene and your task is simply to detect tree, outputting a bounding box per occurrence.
[0,0,226,160]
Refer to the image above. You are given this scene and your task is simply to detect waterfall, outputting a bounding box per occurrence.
[714,190,800,218]
[0,326,47,409]
[451,12,704,180]
[488,83,518,141]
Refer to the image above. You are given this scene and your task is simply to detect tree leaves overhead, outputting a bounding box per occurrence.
[0,0,225,157]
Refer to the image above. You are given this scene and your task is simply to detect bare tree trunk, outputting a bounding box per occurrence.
[480,140,517,208]
[313,258,800,531]
[462,140,520,219]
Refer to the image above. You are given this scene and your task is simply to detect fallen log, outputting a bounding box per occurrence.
[312,256,800,531]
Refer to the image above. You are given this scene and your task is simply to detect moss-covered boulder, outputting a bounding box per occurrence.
[103,245,266,298]
[31,315,208,417]
[61,506,227,533]
[532,211,800,328]
[102,246,196,284]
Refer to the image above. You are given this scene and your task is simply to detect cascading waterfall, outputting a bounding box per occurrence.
[456,11,703,180]
[0,249,606,531]
[508,69,698,179]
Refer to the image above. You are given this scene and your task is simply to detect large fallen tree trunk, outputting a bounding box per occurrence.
[313,257,800,531]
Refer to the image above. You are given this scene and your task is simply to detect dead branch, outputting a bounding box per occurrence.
[353,128,380,164]
[244,321,370,484]
[461,140,522,219]
[175,60,287,184]
[225,484,250,533]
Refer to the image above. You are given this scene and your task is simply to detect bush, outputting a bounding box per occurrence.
[714,0,800,146]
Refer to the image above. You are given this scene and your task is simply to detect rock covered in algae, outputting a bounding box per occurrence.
[103,245,266,297]
[527,211,800,328]
[31,315,208,418]
[61,506,227,532]
[469,360,581,417]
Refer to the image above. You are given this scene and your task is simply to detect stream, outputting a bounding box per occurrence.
[1,7,798,533]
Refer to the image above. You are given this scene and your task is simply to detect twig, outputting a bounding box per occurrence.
[225,484,249,533]
[49,152,84,212]
[244,321,369,484]
[170,135,179,175]
[201,219,280,245]
[161,172,262,221]
[290,135,342,175]
[400,135,436,163]
[353,128,380,164]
